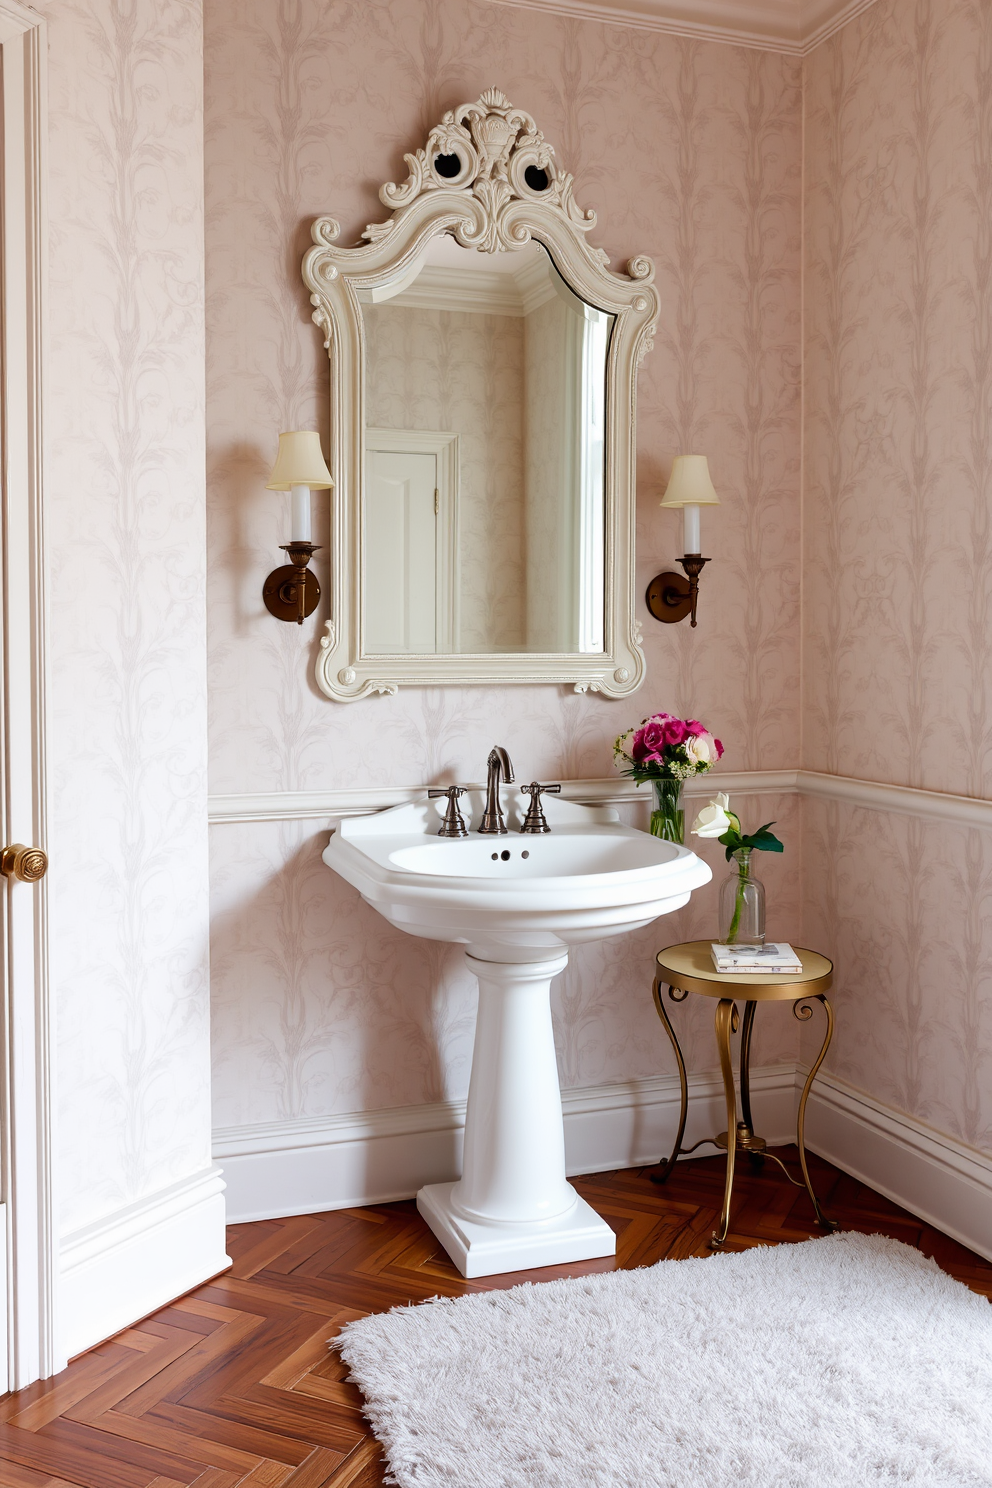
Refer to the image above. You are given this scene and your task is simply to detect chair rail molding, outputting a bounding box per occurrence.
[207,769,992,830]
[207,770,799,825]
[487,0,881,53]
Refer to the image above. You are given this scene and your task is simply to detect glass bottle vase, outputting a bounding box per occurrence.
[650,778,684,844]
[719,847,765,945]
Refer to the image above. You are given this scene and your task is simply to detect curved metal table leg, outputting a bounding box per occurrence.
[649,976,689,1184]
[794,993,839,1232]
[738,999,765,1167]
[710,998,740,1248]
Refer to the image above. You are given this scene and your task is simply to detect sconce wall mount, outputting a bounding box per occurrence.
[263,541,322,624]
[646,553,709,628]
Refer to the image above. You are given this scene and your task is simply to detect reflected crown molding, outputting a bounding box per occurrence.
[488,0,880,53]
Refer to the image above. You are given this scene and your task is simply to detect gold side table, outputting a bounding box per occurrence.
[650,941,838,1249]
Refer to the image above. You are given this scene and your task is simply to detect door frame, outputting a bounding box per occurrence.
[365,428,460,652]
[0,2,57,1388]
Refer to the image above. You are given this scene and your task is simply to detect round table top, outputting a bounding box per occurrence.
[655,941,833,1001]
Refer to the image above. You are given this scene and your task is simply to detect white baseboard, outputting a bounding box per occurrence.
[214,1065,799,1224]
[804,1073,992,1263]
[217,1070,992,1269]
[59,1165,232,1360]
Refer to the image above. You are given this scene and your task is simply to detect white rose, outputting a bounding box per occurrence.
[691,792,731,838]
[685,734,711,765]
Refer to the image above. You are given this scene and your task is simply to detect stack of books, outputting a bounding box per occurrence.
[710,942,803,974]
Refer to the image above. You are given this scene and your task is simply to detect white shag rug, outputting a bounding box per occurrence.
[334,1232,992,1488]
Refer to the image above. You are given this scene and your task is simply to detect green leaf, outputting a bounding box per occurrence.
[749,830,784,853]
[718,828,743,862]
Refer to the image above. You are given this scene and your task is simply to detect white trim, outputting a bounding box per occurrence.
[805,1072,992,1264]
[487,0,879,54]
[800,0,881,51]
[214,1066,799,1223]
[796,770,992,830]
[206,769,800,824]
[208,768,992,830]
[0,5,55,1389]
[59,1167,232,1360]
[215,1066,992,1268]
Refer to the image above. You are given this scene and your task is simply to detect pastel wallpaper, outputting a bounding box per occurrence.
[802,0,992,1152]
[39,0,214,1237]
[33,0,992,1283]
[204,0,804,1133]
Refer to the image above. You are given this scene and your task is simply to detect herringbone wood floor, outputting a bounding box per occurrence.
[2,1150,990,1488]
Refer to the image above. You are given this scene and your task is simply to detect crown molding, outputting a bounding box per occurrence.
[489,0,880,54]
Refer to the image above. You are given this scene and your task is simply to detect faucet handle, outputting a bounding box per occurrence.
[519,782,561,835]
[428,785,469,838]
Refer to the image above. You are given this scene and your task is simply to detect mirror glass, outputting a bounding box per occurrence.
[360,236,613,656]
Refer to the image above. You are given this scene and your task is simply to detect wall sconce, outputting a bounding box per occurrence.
[263,431,334,624]
[645,454,720,628]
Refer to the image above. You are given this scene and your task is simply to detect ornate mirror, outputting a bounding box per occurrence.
[303,88,658,701]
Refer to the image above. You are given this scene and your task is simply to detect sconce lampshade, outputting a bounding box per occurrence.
[265,431,334,490]
[659,454,720,508]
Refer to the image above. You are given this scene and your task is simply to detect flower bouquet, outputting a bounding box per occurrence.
[613,713,723,843]
[691,792,784,943]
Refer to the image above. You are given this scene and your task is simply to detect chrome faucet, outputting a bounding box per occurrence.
[479,746,514,834]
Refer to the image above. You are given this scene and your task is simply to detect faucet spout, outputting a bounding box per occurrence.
[479,746,514,834]
[490,745,513,784]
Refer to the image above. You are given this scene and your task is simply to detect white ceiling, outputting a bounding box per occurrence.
[490,0,880,53]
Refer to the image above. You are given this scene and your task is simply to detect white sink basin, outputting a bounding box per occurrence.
[325,793,708,961]
[323,787,711,1279]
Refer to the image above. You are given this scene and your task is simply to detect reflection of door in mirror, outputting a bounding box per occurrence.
[361,236,612,657]
[364,430,458,654]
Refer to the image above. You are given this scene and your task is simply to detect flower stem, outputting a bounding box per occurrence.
[726,853,749,944]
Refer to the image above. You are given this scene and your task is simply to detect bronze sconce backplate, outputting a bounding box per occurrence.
[263,542,321,624]
[646,554,709,628]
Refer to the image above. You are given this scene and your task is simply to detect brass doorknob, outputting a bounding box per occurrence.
[1,844,48,883]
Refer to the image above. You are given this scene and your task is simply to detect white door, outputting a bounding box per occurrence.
[0,11,57,1389]
[365,449,441,653]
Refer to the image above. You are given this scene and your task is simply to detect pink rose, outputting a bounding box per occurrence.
[631,719,669,761]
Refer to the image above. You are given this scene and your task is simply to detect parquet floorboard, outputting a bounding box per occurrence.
[1,1148,990,1487]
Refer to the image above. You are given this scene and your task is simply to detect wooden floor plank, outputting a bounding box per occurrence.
[0,1150,988,1488]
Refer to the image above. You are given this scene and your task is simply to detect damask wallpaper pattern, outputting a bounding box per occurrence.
[803,0,992,1151]
[32,0,990,1262]
[38,0,213,1236]
[204,0,803,1128]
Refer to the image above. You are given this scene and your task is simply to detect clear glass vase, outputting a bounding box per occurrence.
[650,778,684,844]
[719,847,765,945]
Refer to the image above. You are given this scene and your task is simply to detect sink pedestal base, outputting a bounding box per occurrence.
[416,949,616,1278]
[417,1183,615,1278]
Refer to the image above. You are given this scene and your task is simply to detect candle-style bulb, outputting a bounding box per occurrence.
[290,484,312,543]
[682,503,701,556]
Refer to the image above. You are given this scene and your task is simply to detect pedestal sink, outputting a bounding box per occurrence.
[323,788,710,1276]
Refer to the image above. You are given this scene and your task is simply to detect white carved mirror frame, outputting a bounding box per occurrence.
[303,88,659,702]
